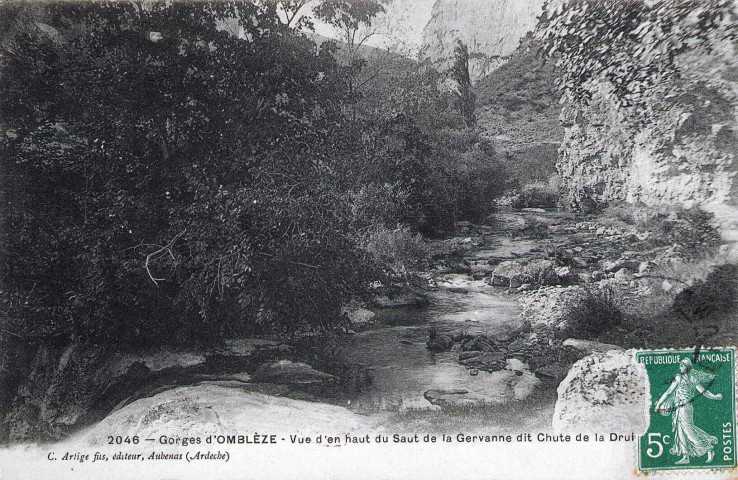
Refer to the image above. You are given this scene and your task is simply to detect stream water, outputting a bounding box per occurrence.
[333,216,559,415]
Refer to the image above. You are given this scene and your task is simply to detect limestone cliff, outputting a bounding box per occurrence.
[546,1,738,254]
[551,4,738,208]
[420,0,546,82]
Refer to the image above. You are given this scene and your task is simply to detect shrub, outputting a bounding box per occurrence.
[510,183,560,209]
[672,263,738,323]
[362,224,429,277]
[665,208,722,257]
[561,285,623,339]
[0,2,375,345]
[349,182,415,232]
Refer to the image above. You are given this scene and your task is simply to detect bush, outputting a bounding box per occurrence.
[362,224,429,277]
[664,208,722,257]
[0,2,376,345]
[562,285,623,339]
[672,263,738,323]
[510,183,560,209]
[349,182,416,232]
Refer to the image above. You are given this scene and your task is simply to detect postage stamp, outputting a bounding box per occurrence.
[637,347,737,473]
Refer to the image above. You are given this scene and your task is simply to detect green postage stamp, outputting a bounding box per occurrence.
[638,347,737,473]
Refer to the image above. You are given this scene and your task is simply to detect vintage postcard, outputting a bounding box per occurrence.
[0,0,737,479]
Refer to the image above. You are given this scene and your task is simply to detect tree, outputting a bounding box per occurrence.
[275,0,314,29]
[313,0,388,120]
[0,1,371,344]
[450,40,476,125]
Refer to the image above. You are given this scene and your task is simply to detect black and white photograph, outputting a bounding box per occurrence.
[0,0,737,478]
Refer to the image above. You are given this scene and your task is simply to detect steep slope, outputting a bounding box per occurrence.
[420,0,546,82]
[474,37,563,186]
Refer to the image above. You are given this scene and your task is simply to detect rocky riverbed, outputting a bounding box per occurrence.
[4,207,734,444]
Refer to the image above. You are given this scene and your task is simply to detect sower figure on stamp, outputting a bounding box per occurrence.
[654,358,722,465]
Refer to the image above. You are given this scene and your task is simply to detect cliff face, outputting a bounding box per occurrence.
[420,0,545,82]
[552,2,738,253]
[558,47,738,211]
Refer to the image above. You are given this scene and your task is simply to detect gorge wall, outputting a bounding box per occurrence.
[552,2,738,243]
[420,0,546,82]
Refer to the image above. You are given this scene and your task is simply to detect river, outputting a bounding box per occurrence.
[327,212,572,430]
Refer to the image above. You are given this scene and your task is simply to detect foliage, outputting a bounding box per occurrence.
[561,285,623,339]
[0,0,506,350]
[450,40,476,125]
[537,0,738,110]
[313,0,387,38]
[0,1,376,344]
[510,183,561,209]
[362,224,429,276]
[672,263,738,322]
[349,182,415,232]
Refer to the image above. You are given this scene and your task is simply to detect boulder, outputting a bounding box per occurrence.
[77,384,371,445]
[600,258,640,274]
[424,389,487,408]
[460,335,495,352]
[506,338,527,353]
[509,274,525,289]
[552,350,647,434]
[449,330,466,342]
[613,268,631,281]
[471,271,488,281]
[516,320,532,335]
[342,306,376,327]
[534,364,569,383]
[637,261,658,274]
[460,352,507,372]
[571,257,588,269]
[458,350,484,361]
[426,335,454,352]
[488,260,524,287]
[251,360,337,385]
[555,266,577,284]
[523,259,559,286]
[434,258,472,274]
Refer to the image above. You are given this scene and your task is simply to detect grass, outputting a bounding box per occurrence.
[559,285,624,340]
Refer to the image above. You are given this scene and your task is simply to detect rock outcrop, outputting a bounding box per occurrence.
[552,350,648,434]
[0,338,292,443]
[420,0,546,82]
[251,360,338,385]
[551,1,738,249]
[75,384,374,445]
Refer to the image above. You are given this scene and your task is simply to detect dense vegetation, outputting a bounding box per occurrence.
[0,1,505,353]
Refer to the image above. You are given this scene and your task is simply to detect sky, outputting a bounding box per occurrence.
[302,0,438,56]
